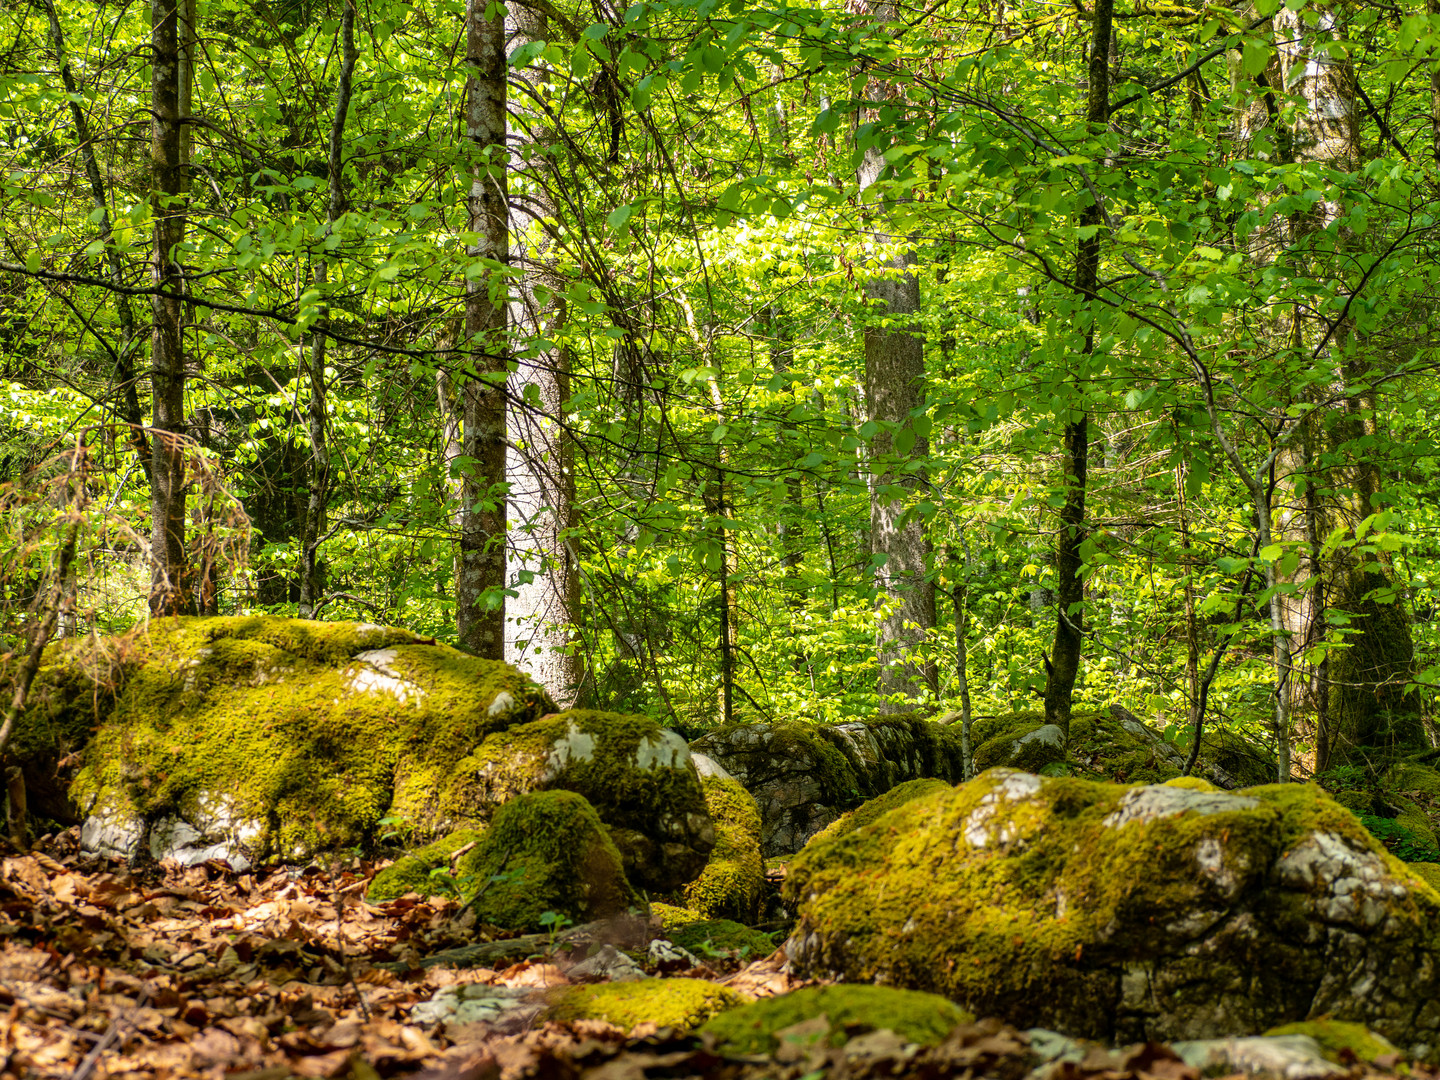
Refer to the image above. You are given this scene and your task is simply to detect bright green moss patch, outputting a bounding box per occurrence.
[668,918,774,959]
[368,828,486,902]
[698,985,972,1055]
[809,778,951,848]
[651,901,701,932]
[1164,776,1218,792]
[683,776,763,920]
[1262,1020,1399,1064]
[463,790,642,932]
[458,709,713,891]
[1407,862,1440,895]
[545,978,742,1032]
[62,617,555,860]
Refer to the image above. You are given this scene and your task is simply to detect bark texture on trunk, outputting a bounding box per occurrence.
[1042,0,1111,737]
[853,0,936,710]
[456,0,508,658]
[504,1,584,703]
[148,0,190,616]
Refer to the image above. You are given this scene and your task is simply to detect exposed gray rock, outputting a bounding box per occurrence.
[567,943,645,982]
[1171,1036,1344,1079]
[411,984,536,1028]
[691,717,964,855]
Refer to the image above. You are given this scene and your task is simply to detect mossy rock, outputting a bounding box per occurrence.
[698,985,973,1055]
[1390,762,1440,797]
[691,717,964,856]
[544,978,742,1032]
[785,767,1440,1048]
[1163,776,1218,792]
[808,778,951,848]
[459,709,714,892]
[669,918,775,959]
[60,617,555,862]
[1407,861,1440,895]
[368,828,487,902]
[682,775,764,921]
[461,790,642,931]
[1262,1020,1399,1065]
[973,722,1066,774]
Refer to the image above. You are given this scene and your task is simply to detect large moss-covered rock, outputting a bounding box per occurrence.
[459,709,714,892]
[785,767,1440,1050]
[691,717,964,855]
[461,790,641,931]
[699,985,973,1055]
[56,617,554,862]
[682,774,764,920]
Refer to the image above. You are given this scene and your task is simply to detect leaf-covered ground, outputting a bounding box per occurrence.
[0,829,1434,1080]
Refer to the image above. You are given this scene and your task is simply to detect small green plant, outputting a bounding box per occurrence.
[538,909,574,952]
[1359,815,1440,863]
[376,812,415,845]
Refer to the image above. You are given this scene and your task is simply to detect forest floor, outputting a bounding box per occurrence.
[0,831,1429,1080]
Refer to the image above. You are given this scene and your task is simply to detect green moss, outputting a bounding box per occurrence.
[1389,762,1440,797]
[699,985,973,1055]
[651,901,703,933]
[783,771,1420,1030]
[809,779,951,847]
[63,617,554,860]
[683,776,763,920]
[1407,861,1440,896]
[1262,1020,1398,1064]
[458,709,712,890]
[1163,776,1218,792]
[545,978,743,1032]
[1395,803,1439,855]
[461,790,642,931]
[668,918,775,959]
[368,828,487,902]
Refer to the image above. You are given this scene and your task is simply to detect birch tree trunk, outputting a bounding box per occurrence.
[505,0,584,703]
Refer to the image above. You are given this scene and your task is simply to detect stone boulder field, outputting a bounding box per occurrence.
[784,768,1440,1051]
[7,616,714,889]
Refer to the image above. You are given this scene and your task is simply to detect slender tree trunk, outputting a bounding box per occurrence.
[148,0,190,616]
[41,0,150,485]
[1042,0,1111,738]
[297,0,356,618]
[504,1,584,703]
[456,0,508,657]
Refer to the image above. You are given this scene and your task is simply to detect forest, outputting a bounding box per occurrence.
[9,0,1440,1075]
[2,0,1439,779]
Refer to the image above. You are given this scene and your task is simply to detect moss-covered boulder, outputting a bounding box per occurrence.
[459,709,714,892]
[808,778,951,847]
[691,717,964,855]
[682,774,764,920]
[368,828,487,902]
[1262,1020,1399,1065]
[54,617,554,862]
[544,978,742,1032]
[785,767,1440,1050]
[461,790,641,931]
[698,985,973,1055]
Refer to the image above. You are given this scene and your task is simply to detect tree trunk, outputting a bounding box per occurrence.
[148,0,190,616]
[455,0,508,658]
[1042,0,1112,738]
[504,1,585,703]
[297,0,356,619]
[853,0,936,710]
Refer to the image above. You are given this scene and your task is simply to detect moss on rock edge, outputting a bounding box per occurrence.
[367,828,486,902]
[698,985,973,1055]
[682,776,764,921]
[809,778,952,848]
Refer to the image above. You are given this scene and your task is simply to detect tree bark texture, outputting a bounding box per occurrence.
[1042,0,1111,737]
[504,1,584,703]
[456,0,508,658]
[854,0,936,710]
[148,0,191,616]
